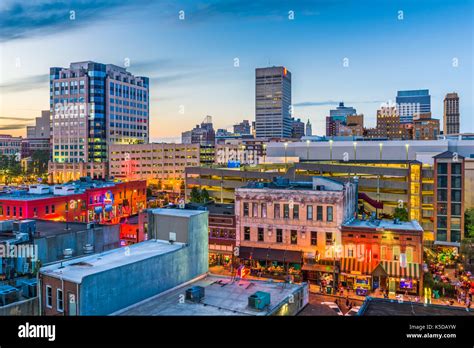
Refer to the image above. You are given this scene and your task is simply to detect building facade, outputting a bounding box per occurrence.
[434,151,464,246]
[291,118,305,139]
[235,177,357,283]
[443,92,460,135]
[396,89,431,124]
[109,143,200,187]
[0,135,22,157]
[255,66,292,138]
[341,219,424,295]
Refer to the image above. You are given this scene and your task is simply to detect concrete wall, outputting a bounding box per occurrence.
[0,297,38,315]
[35,225,120,264]
[79,212,209,315]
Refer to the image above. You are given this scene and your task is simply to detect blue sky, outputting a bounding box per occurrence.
[0,0,472,139]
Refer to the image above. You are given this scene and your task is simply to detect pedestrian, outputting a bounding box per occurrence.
[346,296,350,307]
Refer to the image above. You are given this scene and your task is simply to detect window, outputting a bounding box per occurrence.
[283,204,290,219]
[393,246,400,261]
[452,163,462,175]
[6,206,10,216]
[46,205,49,214]
[33,208,37,217]
[46,286,53,308]
[274,204,280,219]
[452,203,461,216]
[243,203,249,217]
[57,289,64,312]
[51,205,55,213]
[19,207,22,217]
[317,206,323,221]
[293,204,299,219]
[437,229,447,242]
[258,228,264,242]
[406,247,413,263]
[252,203,258,217]
[261,203,267,218]
[327,206,333,222]
[13,207,16,216]
[307,205,313,220]
[244,227,250,241]
[381,246,387,260]
[276,229,283,243]
[437,163,447,174]
[311,231,317,246]
[451,190,461,202]
[291,230,297,245]
[325,232,333,245]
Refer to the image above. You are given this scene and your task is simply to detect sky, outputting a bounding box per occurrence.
[0,0,473,141]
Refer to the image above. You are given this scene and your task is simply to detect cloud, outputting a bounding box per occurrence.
[0,117,34,121]
[0,0,148,42]
[0,124,30,130]
[0,74,49,93]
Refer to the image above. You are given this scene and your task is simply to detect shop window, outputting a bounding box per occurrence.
[311,231,317,245]
[244,226,250,241]
[291,230,297,245]
[258,228,264,242]
[276,229,283,243]
[293,204,299,219]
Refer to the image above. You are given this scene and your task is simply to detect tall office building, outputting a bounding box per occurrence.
[443,92,460,135]
[255,66,292,139]
[49,61,149,182]
[329,102,357,122]
[396,89,431,124]
[305,119,312,136]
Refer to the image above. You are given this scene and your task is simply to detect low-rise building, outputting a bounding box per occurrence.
[341,218,424,295]
[235,176,357,284]
[39,208,209,315]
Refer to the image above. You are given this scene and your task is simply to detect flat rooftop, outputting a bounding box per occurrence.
[148,208,207,218]
[115,274,302,316]
[343,218,423,232]
[40,239,184,283]
[34,220,94,237]
[360,297,474,316]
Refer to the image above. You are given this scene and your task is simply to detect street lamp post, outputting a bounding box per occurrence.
[262,144,267,165]
[405,143,410,162]
[379,143,383,161]
[284,142,288,168]
[353,142,357,160]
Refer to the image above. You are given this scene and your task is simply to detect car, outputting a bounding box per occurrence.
[345,306,361,316]
[321,301,344,316]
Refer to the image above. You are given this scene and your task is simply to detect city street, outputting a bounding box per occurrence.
[298,293,364,316]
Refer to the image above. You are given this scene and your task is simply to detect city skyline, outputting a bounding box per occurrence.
[0,0,472,140]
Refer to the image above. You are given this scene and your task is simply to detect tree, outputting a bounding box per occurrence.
[393,207,409,221]
[30,150,50,175]
[465,209,474,238]
[201,188,210,203]
[190,187,201,203]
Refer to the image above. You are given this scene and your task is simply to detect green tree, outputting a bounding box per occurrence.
[465,209,474,238]
[30,150,50,175]
[201,188,210,203]
[393,207,409,221]
[190,187,201,203]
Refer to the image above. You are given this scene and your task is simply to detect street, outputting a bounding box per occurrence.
[298,292,364,316]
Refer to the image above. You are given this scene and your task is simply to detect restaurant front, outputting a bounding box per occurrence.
[339,258,372,296]
[238,246,303,282]
[377,261,422,295]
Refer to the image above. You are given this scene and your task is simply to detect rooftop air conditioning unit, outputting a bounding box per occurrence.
[63,248,73,259]
[248,291,271,310]
[83,244,94,254]
[185,286,205,303]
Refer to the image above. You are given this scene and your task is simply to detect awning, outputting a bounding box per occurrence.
[340,258,371,275]
[238,247,302,263]
[379,261,421,279]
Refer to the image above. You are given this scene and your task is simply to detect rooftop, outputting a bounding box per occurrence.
[115,274,303,316]
[342,218,423,232]
[40,239,185,283]
[359,297,474,316]
[148,208,207,218]
[34,220,99,237]
[241,176,345,191]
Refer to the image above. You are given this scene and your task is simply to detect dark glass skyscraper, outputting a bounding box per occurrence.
[396,89,431,124]
[255,66,292,139]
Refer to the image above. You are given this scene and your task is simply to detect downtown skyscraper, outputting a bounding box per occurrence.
[443,92,460,135]
[396,89,431,124]
[255,66,292,139]
[49,61,149,182]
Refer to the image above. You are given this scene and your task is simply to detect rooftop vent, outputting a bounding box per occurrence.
[248,291,271,310]
[185,286,205,303]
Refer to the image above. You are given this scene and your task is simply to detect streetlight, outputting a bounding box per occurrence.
[353,141,357,160]
[379,143,383,161]
[262,144,267,164]
[405,143,410,162]
[284,142,288,168]
[329,139,333,161]
[306,140,310,161]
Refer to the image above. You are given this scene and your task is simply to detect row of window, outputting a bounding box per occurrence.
[45,286,64,312]
[243,202,333,222]
[243,226,333,246]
